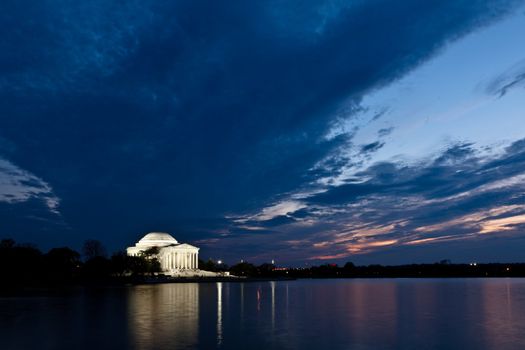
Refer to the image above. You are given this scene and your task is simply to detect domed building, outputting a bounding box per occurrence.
[127,232,200,272]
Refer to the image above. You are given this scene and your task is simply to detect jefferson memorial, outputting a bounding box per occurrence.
[127,232,200,273]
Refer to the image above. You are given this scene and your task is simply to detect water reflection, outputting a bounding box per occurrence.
[240,283,244,322]
[128,283,199,350]
[3,279,525,350]
[480,279,525,348]
[270,281,276,331]
[256,286,262,312]
[216,282,222,346]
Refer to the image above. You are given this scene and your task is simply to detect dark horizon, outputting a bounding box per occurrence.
[2,235,525,268]
[1,1,525,265]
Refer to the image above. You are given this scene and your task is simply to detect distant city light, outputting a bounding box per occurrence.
[271,259,275,265]
[218,260,222,264]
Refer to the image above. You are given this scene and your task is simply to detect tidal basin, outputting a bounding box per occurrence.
[2,279,525,350]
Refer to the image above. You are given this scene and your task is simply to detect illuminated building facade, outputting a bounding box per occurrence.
[127,232,199,272]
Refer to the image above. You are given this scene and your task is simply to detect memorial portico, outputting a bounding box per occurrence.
[127,232,200,272]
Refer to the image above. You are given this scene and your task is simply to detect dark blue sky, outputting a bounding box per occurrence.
[1,0,525,265]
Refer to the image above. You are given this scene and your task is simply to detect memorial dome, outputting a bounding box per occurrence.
[136,232,178,247]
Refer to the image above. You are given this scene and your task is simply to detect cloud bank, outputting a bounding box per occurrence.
[0,158,59,213]
[0,0,524,261]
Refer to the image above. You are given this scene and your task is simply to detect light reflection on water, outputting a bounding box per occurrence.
[2,279,525,349]
[128,283,199,349]
[217,282,222,346]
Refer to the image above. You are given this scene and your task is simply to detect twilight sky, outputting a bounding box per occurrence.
[1,0,525,265]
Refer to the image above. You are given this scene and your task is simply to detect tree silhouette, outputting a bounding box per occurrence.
[230,262,257,277]
[82,239,107,261]
[45,247,81,282]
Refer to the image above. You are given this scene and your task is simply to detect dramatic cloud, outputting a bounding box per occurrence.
[0,157,59,213]
[0,0,157,93]
[0,0,524,262]
[217,138,525,263]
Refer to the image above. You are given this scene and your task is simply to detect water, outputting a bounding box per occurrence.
[2,279,525,350]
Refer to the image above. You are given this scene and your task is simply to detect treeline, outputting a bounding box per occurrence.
[0,238,161,287]
[229,261,525,278]
[3,238,525,287]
